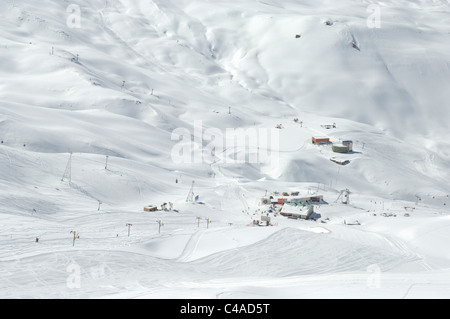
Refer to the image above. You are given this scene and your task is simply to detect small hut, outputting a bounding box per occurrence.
[312,137,330,145]
[144,205,158,212]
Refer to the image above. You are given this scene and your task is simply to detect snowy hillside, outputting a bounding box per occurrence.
[0,0,449,299]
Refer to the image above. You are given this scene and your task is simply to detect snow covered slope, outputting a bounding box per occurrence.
[0,0,449,299]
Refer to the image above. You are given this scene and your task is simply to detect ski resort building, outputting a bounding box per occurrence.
[260,192,323,221]
[332,144,351,153]
[280,204,314,220]
[144,205,158,212]
[289,195,323,203]
[312,137,330,145]
[262,193,323,205]
[342,140,353,152]
[253,215,272,227]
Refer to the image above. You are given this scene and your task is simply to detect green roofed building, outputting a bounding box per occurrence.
[332,144,350,153]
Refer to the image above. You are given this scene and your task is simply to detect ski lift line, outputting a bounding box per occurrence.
[73,154,163,176]
[186,181,195,203]
[0,148,13,169]
[60,157,142,192]
[61,153,73,183]
[0,150,58,176]
[98,7,170,75]
[29,224,127,239]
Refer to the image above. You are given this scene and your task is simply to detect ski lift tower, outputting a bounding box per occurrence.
[415,195,421,206]
[186,181,195,203]
[61,153,73,183]
[335,189,351,205]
